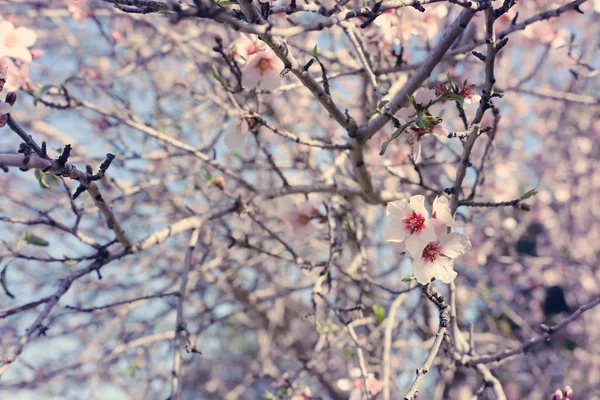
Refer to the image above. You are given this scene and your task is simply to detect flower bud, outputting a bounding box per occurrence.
[563,386,573,399]
[5,91,17,106]
[213,175,225,190]
[550,389,563,400]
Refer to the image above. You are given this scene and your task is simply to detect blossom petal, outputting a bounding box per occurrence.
[408,195,428,217]
[432,196,454,226]
[223,129,248,152]
[259,68,282,91]
[4,46,32,63]
[384,221,408,243]
[432,258,458,283]
[395,106,415,122]
[386,200,409,218]
[0,21,15,36]
[440,232,471,258]
[412,257,434,285]
[404,230,432,258]
[0,102,11,114]
[414,89,436,107]
[14,27,37,48]
[337,378,353,392]
[411,140,421,163]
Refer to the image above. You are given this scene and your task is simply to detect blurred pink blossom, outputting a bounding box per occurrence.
[337,368,383,400]
[0,20,37,63]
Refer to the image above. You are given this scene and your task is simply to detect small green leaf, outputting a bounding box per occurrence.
[212,72,225,88]
[433,91,465,107]
[312,45,320,62]
[447,73,456,91]
[34,169,57,189]
[33,84,56,106]
[1,265,15,299]
[402,276,413,282]
[406,94,417,111]
[263,391,276,400]
[23,232,49,247]
[276,389,291,397]
[380,120,413,156]
[2,240,12,252]
[520,189,538,200]
[372,304,385,325]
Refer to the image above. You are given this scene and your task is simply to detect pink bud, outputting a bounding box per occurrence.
[550,389,563,400]
[563,386,573,399]
[31,49,44,59]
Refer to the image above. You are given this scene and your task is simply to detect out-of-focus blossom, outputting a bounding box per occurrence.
[411,231,471,284]
[0,65,11,127]
[405,123,448,163]
[551,389,564,400]
[282,201,325,236]
[337,368,383,400]
[0,20,37,63]
[229,35,285,91]
[223,110,260,152]
[384,195,437,256]
[68,0,92,21]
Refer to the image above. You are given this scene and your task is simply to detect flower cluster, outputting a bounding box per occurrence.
[384,195,471,285]
[229,35,284,91]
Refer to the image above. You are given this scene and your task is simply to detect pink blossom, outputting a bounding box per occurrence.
[0,20,37,63]
[337,368,383,400]
[0,57,30,97]
[384,195,437,256]
[242,47,285,91]
[281,202,324,236]
[223,110,261,152]
[411,231,471,284]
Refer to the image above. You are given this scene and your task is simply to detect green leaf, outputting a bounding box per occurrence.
[23,232,49,247]
[2,240,12,252]
[372,304,385,325]
[402,276,413,282]
[312,45,320,62]
[34,169,57,189]
[276,389,291,397]
[1,265,15,299]
[212,72,225,88]
[379,120,413,156]
[432,91,465,107]
[33,84,56,106]
[520,188,538,200]
[263,391,276,400]
[447,73,456,91]
[406,94,417,111]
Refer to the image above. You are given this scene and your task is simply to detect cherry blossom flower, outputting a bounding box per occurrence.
[0,20,37,63]
[241,46,284,91]
[432,195,462,229]
[0,57,30,97]
[282,201,325,236]
[384,195,437,256]
[411,231,471,284]
[229,35,284,91]
[404,123,448,163]
[223,110,260,152]
[337,368,383,400]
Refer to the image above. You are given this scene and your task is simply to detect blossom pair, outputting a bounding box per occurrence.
[384,195,471,285]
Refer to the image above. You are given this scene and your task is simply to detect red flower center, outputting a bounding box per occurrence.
[422,242,442,262]
[257,57,273,74]
[297,214,311,226]
[403,212,425,234]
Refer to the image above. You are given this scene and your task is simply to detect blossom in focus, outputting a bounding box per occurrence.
[384,195,437,256]
[336,368,383,400]
[0,20,37,63]
[411,231,471,284]
[229,35,285,91]
[241,47,285,91]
